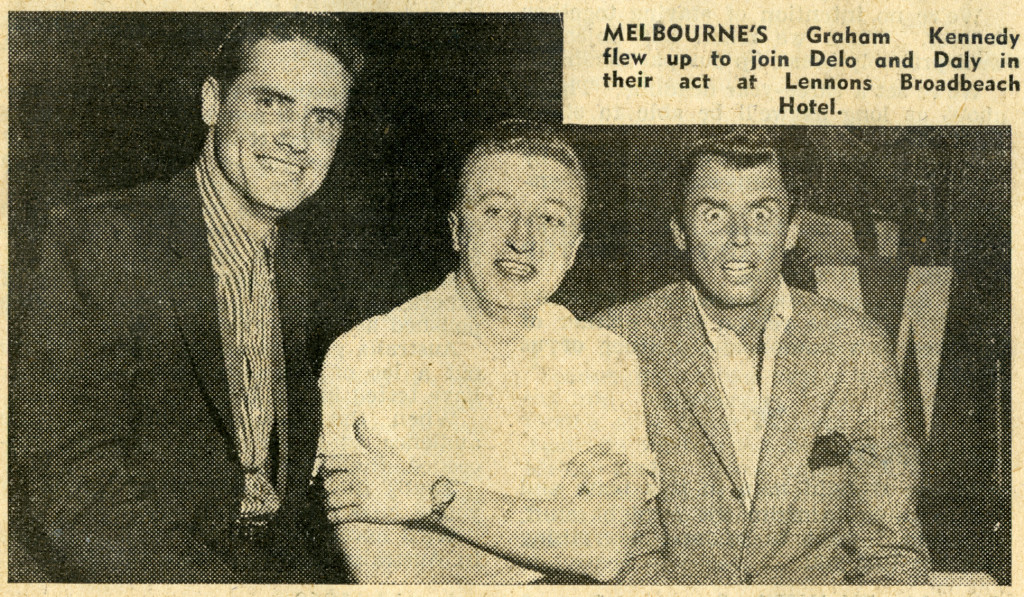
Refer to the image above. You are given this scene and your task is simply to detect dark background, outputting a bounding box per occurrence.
[8,12,1011,584]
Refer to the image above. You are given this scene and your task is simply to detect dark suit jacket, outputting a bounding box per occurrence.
[592,283,930,585]
[9,169,353,582]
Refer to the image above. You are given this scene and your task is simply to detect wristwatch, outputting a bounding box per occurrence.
[429,476,457,519]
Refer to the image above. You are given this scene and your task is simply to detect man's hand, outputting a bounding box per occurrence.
[321,417,434,525]
[555,443,630,500]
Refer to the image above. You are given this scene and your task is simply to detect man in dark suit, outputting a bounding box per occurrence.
[9,14,369,582]
[593,132,930,584]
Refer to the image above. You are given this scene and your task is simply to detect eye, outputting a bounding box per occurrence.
[752,207,773,222]
[539,212,566,227]
[312,112,340,131]
[703,208,726,223]
[483,206,502,217]
[256,95,279,109]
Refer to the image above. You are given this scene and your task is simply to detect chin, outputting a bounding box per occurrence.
[496,295,545,312]
[481,287,545,313]
[704,283,761,307]
[251,189,307,213]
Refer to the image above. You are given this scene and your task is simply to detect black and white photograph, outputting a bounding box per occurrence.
[6,11,1012,586]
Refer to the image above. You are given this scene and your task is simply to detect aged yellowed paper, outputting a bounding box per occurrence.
[3,0,1021,595]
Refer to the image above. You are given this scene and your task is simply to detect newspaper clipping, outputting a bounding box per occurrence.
[4,1,1019,594]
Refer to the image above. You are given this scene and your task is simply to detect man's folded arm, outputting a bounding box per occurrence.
[432,464,647,582]
[323,433,650,582]
[429,345,654,582]
[337,522,539,584]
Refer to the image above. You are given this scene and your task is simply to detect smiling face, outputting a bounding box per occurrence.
[201,37,354,217]
[450,151,584,314]
[672,155,798,307]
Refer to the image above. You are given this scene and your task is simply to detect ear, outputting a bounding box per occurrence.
[448,210,461,252]
[669,217,687,253]
[201,77,222,128]
[785,209,801,252]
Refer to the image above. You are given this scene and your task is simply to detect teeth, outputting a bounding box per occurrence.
[495,260,535,277]
[723,261,754,272]
[258,156,301,174]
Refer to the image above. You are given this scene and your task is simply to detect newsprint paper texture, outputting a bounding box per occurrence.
[2,0,1021,595]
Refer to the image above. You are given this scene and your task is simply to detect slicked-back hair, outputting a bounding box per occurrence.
[673,130,801,221]
[457,119,587,211]
[211,13,364,93]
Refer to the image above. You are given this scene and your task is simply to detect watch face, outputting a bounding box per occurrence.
[431,477,456,512]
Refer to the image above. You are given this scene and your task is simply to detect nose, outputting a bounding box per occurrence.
[506,212,537,254]
[729,213,751,247]
[274,113,311,153]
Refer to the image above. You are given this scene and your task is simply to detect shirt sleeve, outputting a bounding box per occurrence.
[610,342,660,501]
[313,332,373,479]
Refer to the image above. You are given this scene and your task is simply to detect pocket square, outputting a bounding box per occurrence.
[808,431,852,471]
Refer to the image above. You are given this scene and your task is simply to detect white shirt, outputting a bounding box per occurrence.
[691,280,792,509]
[318,273,659,500]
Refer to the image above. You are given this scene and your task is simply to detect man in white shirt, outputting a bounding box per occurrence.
[317,120,658,584]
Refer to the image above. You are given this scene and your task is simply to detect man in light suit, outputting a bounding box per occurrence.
[9,14,379,582]
[592,132,930,584]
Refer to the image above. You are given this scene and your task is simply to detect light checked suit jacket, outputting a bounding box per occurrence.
[591,283,930,585]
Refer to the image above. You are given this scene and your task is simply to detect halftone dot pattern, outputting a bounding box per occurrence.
[568,124,1008,585]
[451,120,588,313]
[7,10,1010,587]
[8,13,370,584]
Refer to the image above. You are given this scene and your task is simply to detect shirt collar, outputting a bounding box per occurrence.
[195,138,277,260]
[690,277,792,341]
[437,272,475,339]
[440,271,552,354]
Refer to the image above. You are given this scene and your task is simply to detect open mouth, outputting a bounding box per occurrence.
[256,155,304,175]
[721,260,755,273]
[494,259,537,279]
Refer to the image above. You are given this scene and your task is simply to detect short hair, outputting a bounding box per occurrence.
[211,13,364,92]
[457,119,587,209]
[673,129,801,220]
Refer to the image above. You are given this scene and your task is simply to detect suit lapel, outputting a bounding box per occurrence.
[662,285,747,501]
[158,169,236,447]
[742,292,837,569]
[151,171,321,501]
[275,226,318,496]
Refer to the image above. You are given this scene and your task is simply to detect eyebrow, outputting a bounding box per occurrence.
[474,193,574,209]
[312,106,346,123]
[693,197,784,210]
[475,191,513,202]
[543,198,573,211]
[750,197,784,209]
[693,198,728,211]
[252,86,346,122]
[252,86,294,104]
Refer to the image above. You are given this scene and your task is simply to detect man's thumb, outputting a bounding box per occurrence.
[353,416,393,457]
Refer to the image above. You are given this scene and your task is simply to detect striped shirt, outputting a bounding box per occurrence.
[196,149,287,521]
